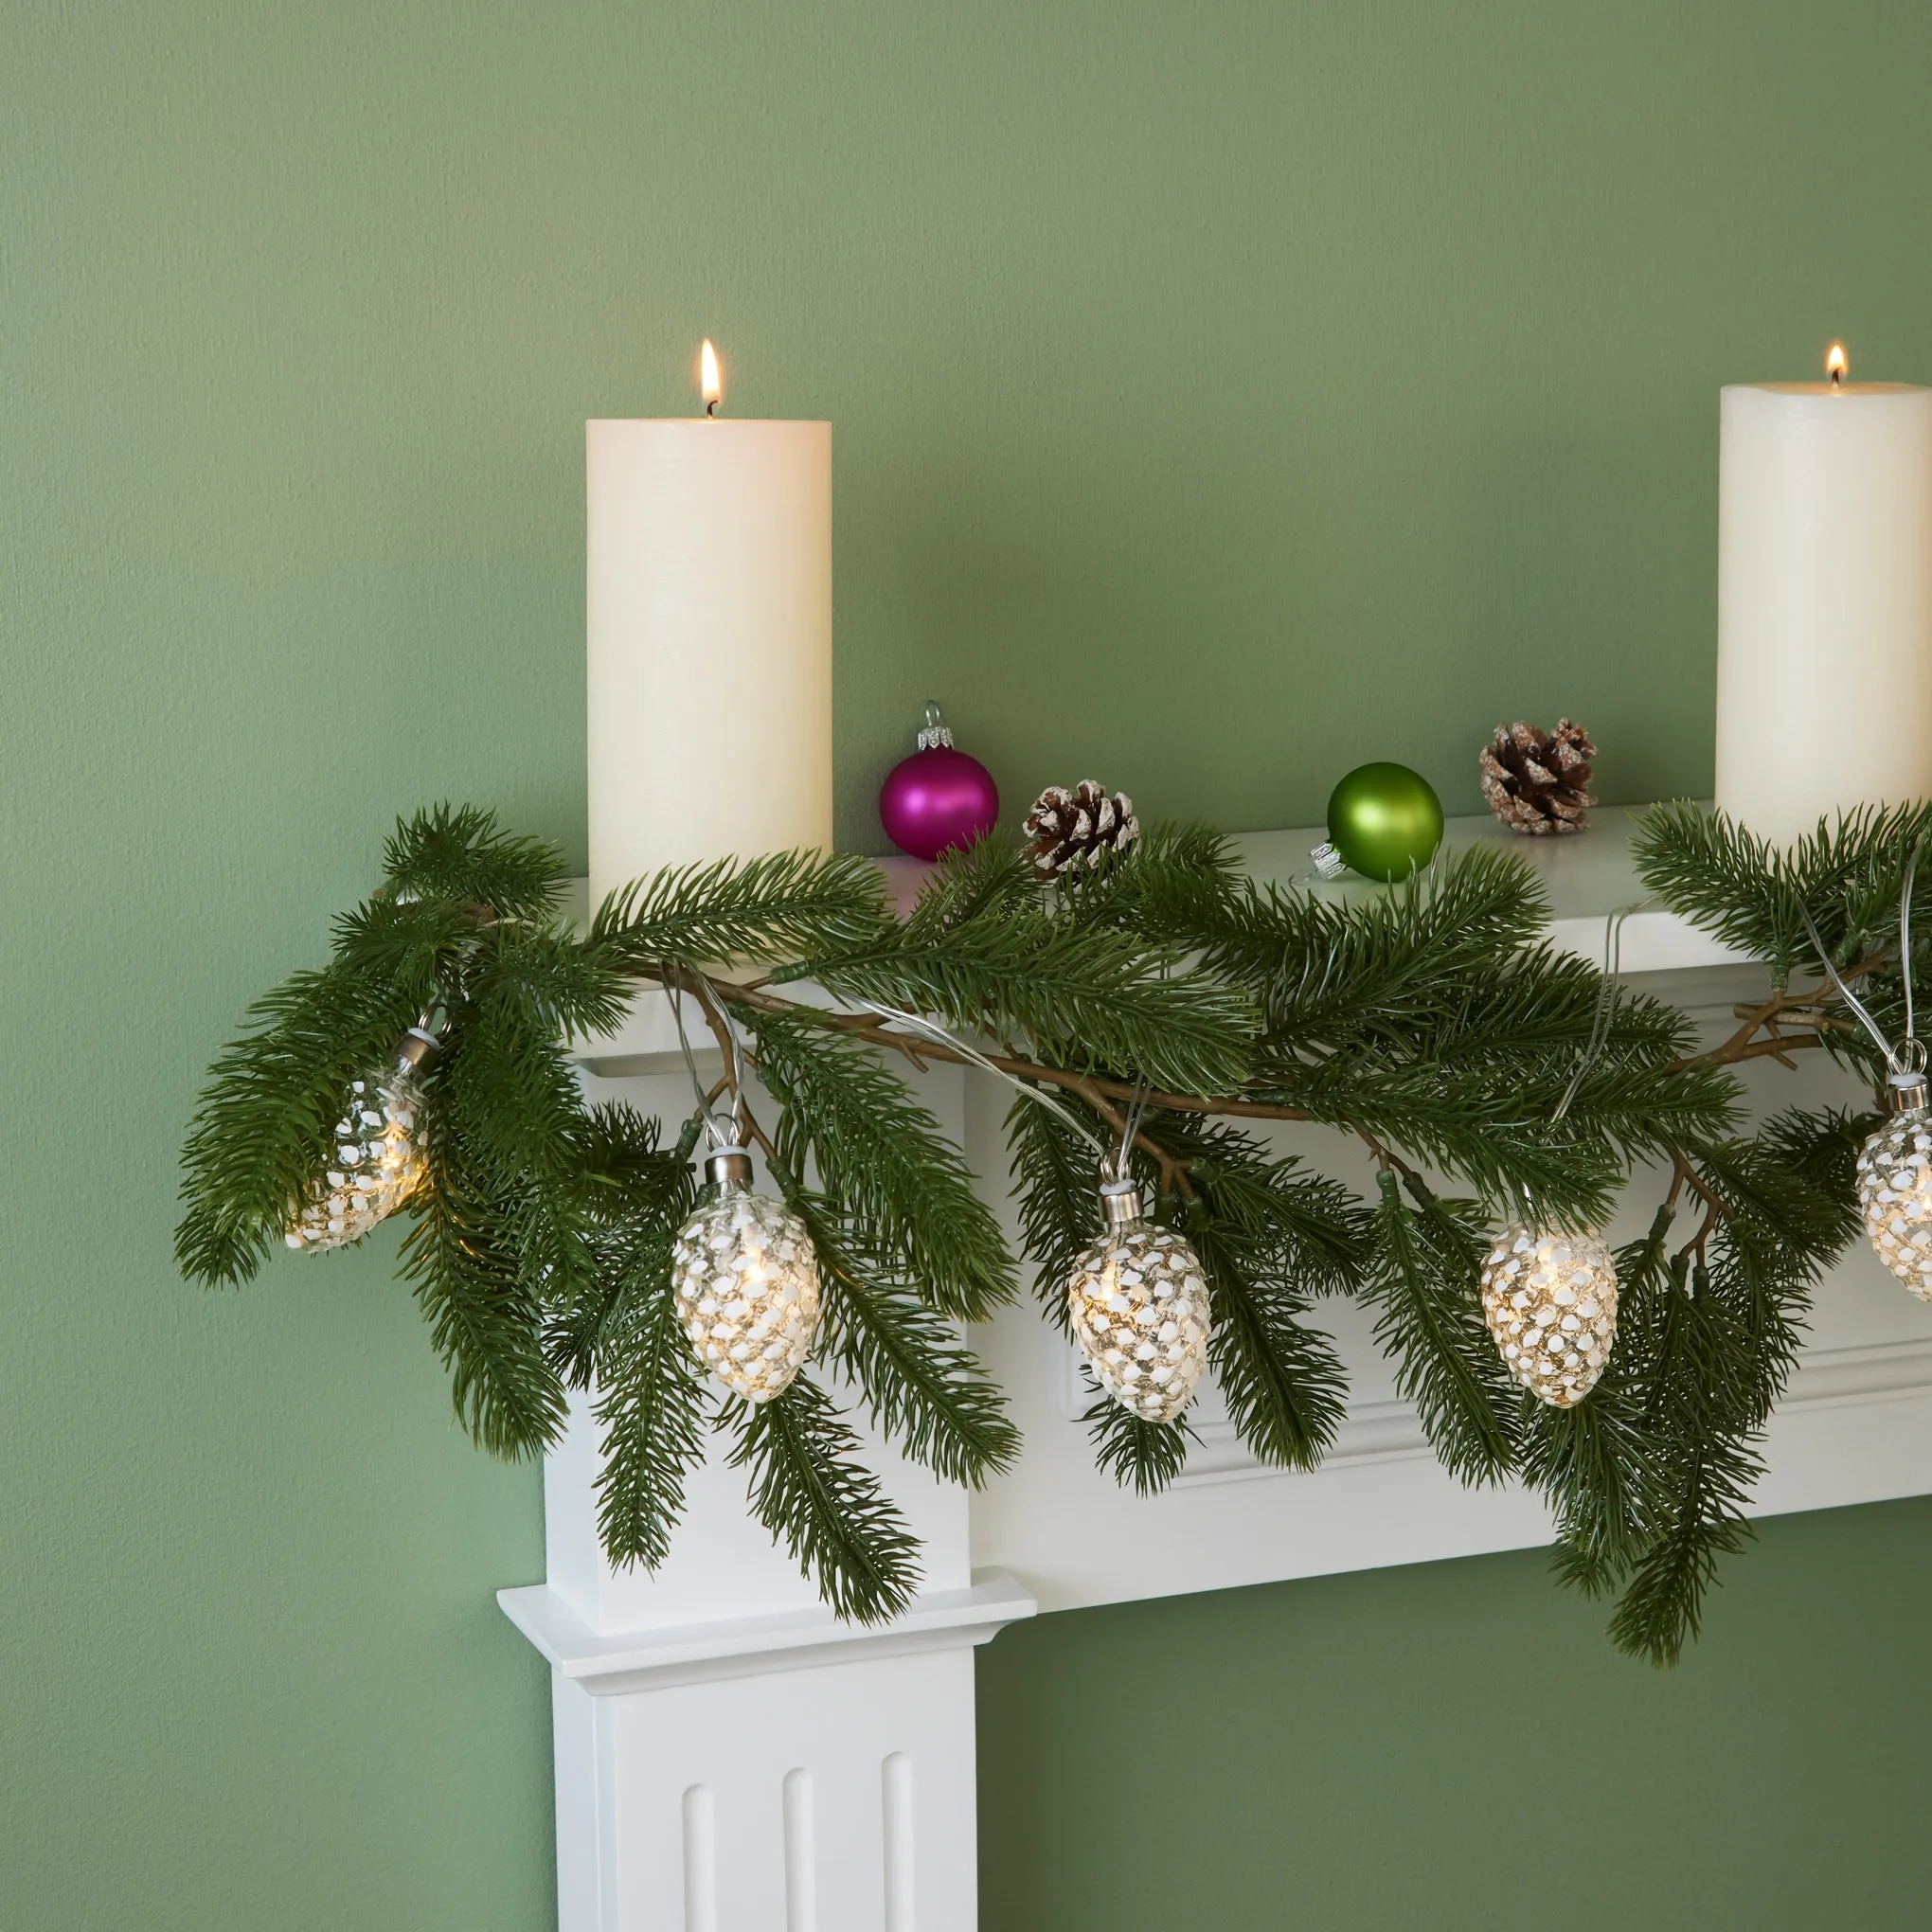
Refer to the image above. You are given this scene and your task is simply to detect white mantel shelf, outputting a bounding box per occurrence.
[1225,803,1748,973]
[513,801,1932,1932]
[572,802,1745,1075]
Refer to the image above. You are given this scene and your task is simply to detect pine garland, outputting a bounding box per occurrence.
[176,801,1912,1662]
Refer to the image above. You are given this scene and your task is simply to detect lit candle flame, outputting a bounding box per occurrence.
[700,340,722,415]
[1827,341,1850,385]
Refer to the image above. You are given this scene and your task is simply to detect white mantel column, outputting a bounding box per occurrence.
[499,1061,1034,1932]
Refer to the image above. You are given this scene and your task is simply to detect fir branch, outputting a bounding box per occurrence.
[544,1103,694,1387]
[176,963,426,1284]
[1059,821,1249,945]
[593,850,891,967]
[1530,1202,1677,1598]
[588,1239,709,1570]
[1179,1128,1371,1297]
[472,921,633,1045]
[1224,846,1554,1050]
[1759,1104,1874,1212]
[395,1078,566,1459]
[792,916,1256,1098]
[444,987,594,1190]
[795,1202,1019,1488]
[1585,1109,1856,1660]
[1251,943,1738,1222]
[1634,799,1932,984]
[727,1378,922,1624]
[1190,1211,1348,1472]
[382,803,571,925]
[1085,1385,1196,1494]
[900,830,1042,941]
[330,893,490,988]
[1604,1269,1762,1667]
[1365,1172,1517,1483]
[1157,1125,1361,1471]
[1006,1089,1111,1332]
[180,797,1904,1656]
[755,1011,1017,1321]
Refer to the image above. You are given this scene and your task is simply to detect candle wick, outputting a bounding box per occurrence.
[706,399,719,419]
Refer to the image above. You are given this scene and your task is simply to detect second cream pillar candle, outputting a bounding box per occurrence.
[1715,372,1932,846]
[587,409,832,907]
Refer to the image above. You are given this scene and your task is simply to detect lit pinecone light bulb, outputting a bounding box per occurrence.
[673,1149,821,1402]
[286,1027,438,1253]
[1479,1224,1619,1407]
[1856,1062,1932,1300]
[1065,1181,1210,1423]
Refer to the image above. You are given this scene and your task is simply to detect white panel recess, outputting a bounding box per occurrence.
[504,810,1932,1928]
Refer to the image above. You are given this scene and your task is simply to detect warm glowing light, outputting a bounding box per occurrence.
[1827,341,1850,385]
[700,339,723,412]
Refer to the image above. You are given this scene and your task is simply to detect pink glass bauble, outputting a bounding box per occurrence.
[879,706,999,860]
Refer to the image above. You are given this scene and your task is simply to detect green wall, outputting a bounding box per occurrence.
[5,3,1931,1926]
[978,1497,1932,1931]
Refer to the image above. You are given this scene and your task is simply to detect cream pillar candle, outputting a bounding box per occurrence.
[1715,348,1932,846]
[587,346,832,905]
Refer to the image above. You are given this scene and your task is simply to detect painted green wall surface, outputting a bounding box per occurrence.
[977,1499,1932,1931]
[6,3,1932,1925]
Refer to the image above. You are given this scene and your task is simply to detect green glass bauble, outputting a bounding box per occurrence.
[1326,762,1444,882]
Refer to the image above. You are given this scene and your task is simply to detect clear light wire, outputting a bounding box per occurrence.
[1902,836,1924,1050]
[1114,1080,1151,1184]
[848,1000,1112,1158]
[1552,903,1639,1125]
[668,973,744,1151]
[1797,903,1904,1075]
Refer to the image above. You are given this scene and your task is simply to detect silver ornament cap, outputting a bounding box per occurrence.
[916,701,955,751]
[1887,1067,1929,1115]
[704,1146,755,1190]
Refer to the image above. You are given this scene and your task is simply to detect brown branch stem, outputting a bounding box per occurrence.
[629,950,1856,1195]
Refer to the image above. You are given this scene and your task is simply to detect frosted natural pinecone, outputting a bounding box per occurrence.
[673,1186,822,1401]
[1479,719,1597,835]
[1024,780,1141,878]
[1856,1112,1932,1300]
[285,1069,428,1252]
[1066,1217,1209,1422]
[1479,1225,1619,1407]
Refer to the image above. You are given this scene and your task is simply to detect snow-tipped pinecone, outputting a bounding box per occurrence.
[1479,719,1597,835]
[1024,781,1141,878]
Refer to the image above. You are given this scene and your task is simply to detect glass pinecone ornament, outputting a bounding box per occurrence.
[673,1150,822,1402]
[1479,1224,1619,1407]
[1856,1068,1932,1300]
[1479,719,1597,835]
[1024,780,1140,880]
[285,1028,438,1253]
[1065,1183,1210,1422]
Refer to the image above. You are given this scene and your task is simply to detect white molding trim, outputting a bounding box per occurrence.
[1779,1334,1932,1412]
[1178,1396,1427,1487]
[1151,1334,1932,1492]
[499,1571,1037,1698]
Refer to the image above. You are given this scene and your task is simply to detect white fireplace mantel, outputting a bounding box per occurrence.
[503,807,1932,1930]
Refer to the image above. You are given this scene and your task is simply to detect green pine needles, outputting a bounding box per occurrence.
[178,801,1907,1662]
